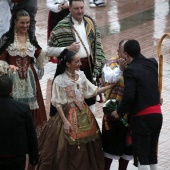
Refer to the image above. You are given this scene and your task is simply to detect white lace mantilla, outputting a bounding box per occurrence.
[6,41,49,80]
[7,41,36,58]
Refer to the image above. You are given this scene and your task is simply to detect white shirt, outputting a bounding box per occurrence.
[102,64,123,83]
[71,17,90,58]
[47,17,91,58]
[0,0,11,37]
[46,0,69,13]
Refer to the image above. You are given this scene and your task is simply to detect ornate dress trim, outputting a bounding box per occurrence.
[64,103,100,145]
[8,67,39,110]
[6,41,36,58]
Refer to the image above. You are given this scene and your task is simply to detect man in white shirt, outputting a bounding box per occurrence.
[47,0,106,115]
[0,0,11,38]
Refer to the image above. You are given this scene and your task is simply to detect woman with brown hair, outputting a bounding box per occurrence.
[0,9,47,136]
[37,49,114,170]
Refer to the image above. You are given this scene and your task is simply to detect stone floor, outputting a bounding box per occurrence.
[36,0,170,169]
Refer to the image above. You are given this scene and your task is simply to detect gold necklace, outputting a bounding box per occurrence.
[15,29,29,56]
[66,70,77,79]
[66,70,80,89]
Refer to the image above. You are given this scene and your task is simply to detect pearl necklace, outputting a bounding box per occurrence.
[65,70,77,80]
[15,29,29,56]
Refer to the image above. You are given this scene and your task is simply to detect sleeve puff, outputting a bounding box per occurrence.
[35,48,49,69]
[82,73,98,99]
[51,79,67,108]
[34,48,49,79]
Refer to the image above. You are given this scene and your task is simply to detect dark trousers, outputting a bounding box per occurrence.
[0,155,26,170]
[80,57,96,106]
[132,114,163,166]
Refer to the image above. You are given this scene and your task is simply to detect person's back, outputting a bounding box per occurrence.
[125,55,160,115]
[0,98,35,155]
[0,75,38,170]
[114,40,163,170]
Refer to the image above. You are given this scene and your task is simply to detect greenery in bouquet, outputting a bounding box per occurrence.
[103,99,129,127]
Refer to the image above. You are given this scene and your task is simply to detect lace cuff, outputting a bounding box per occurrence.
[29,100,39,110]
[0,60,9,75]
[36,50,49,69]
[34,64,44,80]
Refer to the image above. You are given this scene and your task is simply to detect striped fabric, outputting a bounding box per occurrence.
[103,55,125,130]
[48,14,106,78]
[105,55,124,102]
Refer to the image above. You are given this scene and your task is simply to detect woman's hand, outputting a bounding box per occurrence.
[63,120,72,134]
[9,65,19,73]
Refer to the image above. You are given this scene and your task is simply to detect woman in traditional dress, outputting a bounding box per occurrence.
[0,0,11,38]
[37,49,114,170]
[46,0,69,63]
[0,9,47,137]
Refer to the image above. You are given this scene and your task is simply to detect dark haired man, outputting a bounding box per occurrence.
[0,75,38,170]
[47,0,106,115]
[112,40,163,170]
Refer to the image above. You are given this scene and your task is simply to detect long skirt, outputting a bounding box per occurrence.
[31,65,47,137]
[37,104,104,170]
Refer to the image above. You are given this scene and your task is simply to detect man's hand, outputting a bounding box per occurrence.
[118,58,127,71]
[111,111,119,119]
[67,42,80,52]
[62,2,69,9]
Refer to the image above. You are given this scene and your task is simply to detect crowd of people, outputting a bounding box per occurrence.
[0,0,163,170]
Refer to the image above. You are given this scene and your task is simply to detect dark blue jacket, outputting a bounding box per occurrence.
[0,95,38,165]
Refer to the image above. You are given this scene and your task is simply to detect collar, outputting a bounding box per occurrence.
[130,54,145,64]
[71,17,84,25]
